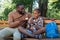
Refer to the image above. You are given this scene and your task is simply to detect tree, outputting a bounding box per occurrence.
[46,0,60,19]
[38,0,48,17]
[12,0,34,13]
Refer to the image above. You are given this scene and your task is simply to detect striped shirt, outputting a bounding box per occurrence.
[28,16,44,30]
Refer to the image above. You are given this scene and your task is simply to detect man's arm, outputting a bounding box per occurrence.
[8,13,20,28]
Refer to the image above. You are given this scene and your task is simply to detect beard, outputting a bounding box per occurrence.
[18,11,25,15]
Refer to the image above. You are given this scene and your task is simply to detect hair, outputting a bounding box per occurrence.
[34,8,41,13]
[16,3,24,8]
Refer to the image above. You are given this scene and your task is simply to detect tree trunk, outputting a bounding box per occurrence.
[28,0,33,13]
[38,0,48,17]
[28,4,32,13]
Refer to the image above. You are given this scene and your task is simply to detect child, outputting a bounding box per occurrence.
[27,8,44,38]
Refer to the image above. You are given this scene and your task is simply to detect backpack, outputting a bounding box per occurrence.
[45,21,59,38]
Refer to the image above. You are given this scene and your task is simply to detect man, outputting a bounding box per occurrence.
[18,8,45,38]
[0,3,31,40]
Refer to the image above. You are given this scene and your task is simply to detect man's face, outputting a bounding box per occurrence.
[17,5,25,14]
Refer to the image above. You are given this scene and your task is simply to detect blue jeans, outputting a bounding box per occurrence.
[22,29,42,39]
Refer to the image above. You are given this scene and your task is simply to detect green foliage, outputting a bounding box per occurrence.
[46,0,60,19]
[12,0,33,8]
[12,0,34,13]
[0,0,14,20]
[3,7,14,20]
